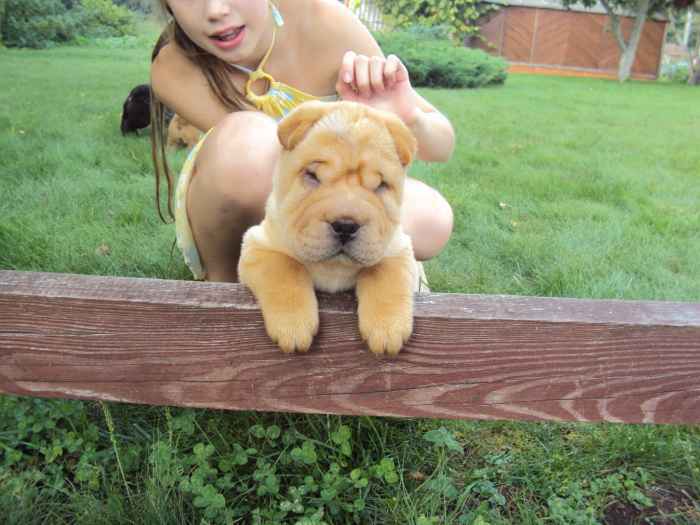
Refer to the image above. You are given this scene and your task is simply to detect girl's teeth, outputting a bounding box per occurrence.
[215,29,240,41]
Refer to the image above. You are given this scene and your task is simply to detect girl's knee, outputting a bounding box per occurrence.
[417,196,453,260]
[404,183,454,261]
[193,111,280,210]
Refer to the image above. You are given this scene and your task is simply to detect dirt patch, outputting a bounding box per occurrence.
[604,486,699,525]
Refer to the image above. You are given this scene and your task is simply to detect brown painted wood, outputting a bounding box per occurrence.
[531,10,570,66]
[633,20,665,75]
[566,11,604,70]
[503,7,536,63]
[475,7,666,79]
[2,270,700,424]
[476,11,506,55]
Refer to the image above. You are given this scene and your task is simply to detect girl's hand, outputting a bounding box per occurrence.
[335,51,419,126]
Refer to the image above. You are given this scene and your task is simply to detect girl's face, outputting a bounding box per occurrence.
[166,0,270,64]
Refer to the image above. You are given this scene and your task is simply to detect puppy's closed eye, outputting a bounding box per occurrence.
[303,168,320,187]
[375,180,390,193]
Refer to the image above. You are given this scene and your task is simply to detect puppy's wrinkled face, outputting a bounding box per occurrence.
[270,102,416,267]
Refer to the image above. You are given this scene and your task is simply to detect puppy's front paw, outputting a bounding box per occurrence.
[358,306,413,356]
[264,306,319,353]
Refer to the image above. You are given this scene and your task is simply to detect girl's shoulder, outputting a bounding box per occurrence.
[151,42,230,132]
[282,0,382,59]
[151,38,200,86]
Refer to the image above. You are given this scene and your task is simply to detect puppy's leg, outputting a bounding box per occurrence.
[356,251,416,356]
[239,239,318,353]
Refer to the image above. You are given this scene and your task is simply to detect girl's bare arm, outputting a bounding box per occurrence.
[151,43,232,132]
[313,0,456,163]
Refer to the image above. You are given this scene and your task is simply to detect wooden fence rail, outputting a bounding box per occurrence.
[1,270,699,425]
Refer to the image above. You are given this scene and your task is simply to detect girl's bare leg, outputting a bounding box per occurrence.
[401,178,454,261]
[187,111,280,282]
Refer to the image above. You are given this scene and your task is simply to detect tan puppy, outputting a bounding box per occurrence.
[238,101,421,356]
[167,114,202,149]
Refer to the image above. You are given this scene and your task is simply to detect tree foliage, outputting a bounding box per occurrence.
[374,26,508,87]
[112,0,152,13]
[666,5,700,83]
[371,0,495,42]
[1,0,134,48]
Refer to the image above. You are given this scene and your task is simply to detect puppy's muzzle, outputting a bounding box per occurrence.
[330,219,360,245]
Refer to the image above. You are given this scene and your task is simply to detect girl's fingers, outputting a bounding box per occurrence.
[337,52,408,100]
[369,56,385,93]
[353,54,371,98]
[336,76,358,101]
[340,50,356,85]
[395,56,410,84]
[384,54,400,87]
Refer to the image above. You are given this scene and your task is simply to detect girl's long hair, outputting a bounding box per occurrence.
[150,1,254,222]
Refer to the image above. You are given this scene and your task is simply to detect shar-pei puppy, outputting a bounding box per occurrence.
[167,113,202,149]
[238,100,423,356]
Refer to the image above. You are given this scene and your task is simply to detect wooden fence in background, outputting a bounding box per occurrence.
[2,270,699,425]
[345,0,385,31]
[476,7,667,80]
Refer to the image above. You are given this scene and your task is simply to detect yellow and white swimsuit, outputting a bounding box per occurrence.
[175,13,338,280]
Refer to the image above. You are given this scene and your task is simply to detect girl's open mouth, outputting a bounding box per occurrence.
[211,26,245,50]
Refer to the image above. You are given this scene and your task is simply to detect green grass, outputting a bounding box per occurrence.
[1,23,700,525]
[417,76,700,299]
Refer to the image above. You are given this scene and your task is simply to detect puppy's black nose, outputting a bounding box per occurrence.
[331,220,360,244]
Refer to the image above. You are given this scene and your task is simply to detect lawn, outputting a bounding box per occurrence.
[1,21,699,525]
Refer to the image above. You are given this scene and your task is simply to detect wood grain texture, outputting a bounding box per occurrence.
[477,7,666,79]
[632,20,665,75]
[2,271,700,424]
[564,12,605,69]
[475,11,505,55]
[531,10,570,66]
[502,7,536,63]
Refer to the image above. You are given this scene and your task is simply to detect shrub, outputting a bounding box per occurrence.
[1,0,134,48]
[80,0,135,38]
[2,0,69,48]
[660,60,690,83]
[374,27,507,88]
[112,0,152,13]
[373,0,496,42]
[0,0,6,45]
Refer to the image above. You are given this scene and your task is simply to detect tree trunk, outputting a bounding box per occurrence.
[691,57,700,85]
[689,15,700,85]
[683,9,693,47]
[617,0,652,82]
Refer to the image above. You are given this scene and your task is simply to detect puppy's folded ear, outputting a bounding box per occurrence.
[278,100,335,150]
[380,113,418,167]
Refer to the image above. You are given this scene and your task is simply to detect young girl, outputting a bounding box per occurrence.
[150,0,455,282]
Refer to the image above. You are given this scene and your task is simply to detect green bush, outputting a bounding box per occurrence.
[112,0,152,13]
[375,27,507,88]
[660,61,690,83]
[1,0,134,48]
[2,0,69,48]
[0,0,6,45]
[373,0,495,42]
[80,0,135,37]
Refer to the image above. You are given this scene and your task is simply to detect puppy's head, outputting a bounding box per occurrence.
[121,84,151,135]
[270,101,416,267]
